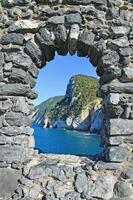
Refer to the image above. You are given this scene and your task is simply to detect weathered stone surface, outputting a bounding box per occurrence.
[114,181,133,198]
[55,25,68,56]
[65,13,82,24]
[110,26,130,37]
[109,36,129,49]
[122,67,133,82]
[122,168,133,179]
[24,40,42,67]
[99,50,119,67]
[74,173,88,193]
[0,126,33,136]
[5,111,29,126]
[35,28,55,61]
[63,0,106,5]
[83,175,116,200]
[8,20,39,33]
[0,84,37,99]
[106,118,133,136]
[106,93,120,105]
[101,80,133,95]
[2,0,30,7]
[0,33,24,45]
[0,145,26,163]
[77,29,95,56]
[5,53,34,70]
[68,24,80,55]
[0,168,21,199]
[107,0,122,6]
[48,16,65,24]
[106,146,129,162]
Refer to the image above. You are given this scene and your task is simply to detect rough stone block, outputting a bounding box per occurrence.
[0,145,26,163]
[24,40,42,67]
[0,168,21,199]
[0,33,24,45]
[68,24,80,55]
[48,16,65,24]
[0,84,37,99]
[106,146,129,162]
[77,29,95,56]
[8,20,39,33]
[101,79,133,95]
[5,111,30,126]
[63,0,106,5]
[106,118,133,136]
[65,13,82,24]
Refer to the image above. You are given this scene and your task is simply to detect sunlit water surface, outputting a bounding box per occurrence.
[33,124,103,156]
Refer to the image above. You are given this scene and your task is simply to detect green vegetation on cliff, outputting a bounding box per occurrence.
[50,75,100,120]
[33,75,100,125]
[33,96,64,124]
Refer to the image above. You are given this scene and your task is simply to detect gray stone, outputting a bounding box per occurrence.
[74,173,88,193]
[89,39,106,66]
[94,161,122,170]
[0,145,26,163]
[99,50,119,68]
[8,20,39,33]
[68,24,80,55]
[28,63,39,78]
[107,136,123,145]
[114,181,133,198]
[55,25,68,56]
[0,52,5,65]
[35,28,55,61]
[110,26,130,37]
[63,0,106,5]
[24,40,42,67]
[0,33,24,45]
[12,97,31,114]
[107,0,122,6]
[0,168,21,199]
[65,13,82,24]
[4,62,13,72]
[0,84,37,99]
[9,68,30,85]
[122,168,133,179]
[101,80,133,95]
[122,67,133,82]
[106,146,129,162]
[28,162,47,179]
[105,118,133,136]
[2,0,30,6]
[0,126,33,136]
[5,53,34,70]
[109,36,129,49]
[65,191,81,200]
[77,29,95,56]
[83,175,116,200]
[5,111,30,126]
[48,16,65,24]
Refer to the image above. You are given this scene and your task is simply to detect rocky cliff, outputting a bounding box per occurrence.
[32,96,64,125]
[33,75,103,133]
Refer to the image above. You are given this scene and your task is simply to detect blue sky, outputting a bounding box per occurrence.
[34,54,98,105]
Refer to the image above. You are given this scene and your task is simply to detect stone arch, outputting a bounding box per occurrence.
[0,0,133,199]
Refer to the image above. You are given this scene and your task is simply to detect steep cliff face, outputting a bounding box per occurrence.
[33,75,103,133]
[32,96,64,125]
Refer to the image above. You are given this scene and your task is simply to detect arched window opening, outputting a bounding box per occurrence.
[32,54,103,156]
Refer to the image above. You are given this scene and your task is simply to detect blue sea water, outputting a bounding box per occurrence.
[33,124,103,156]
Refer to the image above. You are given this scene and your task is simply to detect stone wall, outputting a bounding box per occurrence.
[0,0,133,199]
